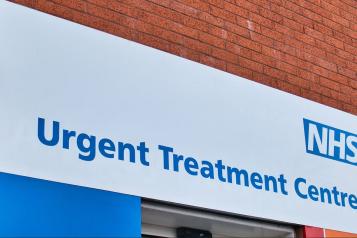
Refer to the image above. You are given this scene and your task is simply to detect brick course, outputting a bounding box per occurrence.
[10,0,357,114]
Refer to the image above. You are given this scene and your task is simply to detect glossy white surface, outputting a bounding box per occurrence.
[0,1,356,233]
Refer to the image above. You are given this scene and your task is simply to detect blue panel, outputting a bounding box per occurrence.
[0,172,141,237]
[303,118,357,166]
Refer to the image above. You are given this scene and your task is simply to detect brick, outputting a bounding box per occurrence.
[107,0,137,17]
[311,2,331,16]
[276,61,299,75]
[250,31,274,47]
[299,69,319,83]
[131,1,183,23]
[301,88,322,102]
[304,26,325,41]
[309,81,325,96]
[238,37,262,52]
[238,56,264,72]
[339,9,354,22]
[262,45,284,59]
[227,63,254,79]
[87,3,112,19]
[175,0,210,12]
[51,0,87,12]
[321,0,340,15]
[344,27,357,40]
[224,21,250,38]
[235,0,260,14]
[301,8,323,23]
[264,65,286,79]
[335,46,357,62]
[338,66,357,79]
[321,96,340,108]
[322,17,344,32]
[89,14,132,38]
[271,3,294,19]
[303,44,326,59]
[311,64,331,78]
[135,31,171,52]
[294,31,316,45]
[285,36,306,52]
[284,1,303,14]
[304,52,337,72]
[208,25,228,39]
[247,0,271,9]
[345,61,357,73]
[223,1,249,18]
[183,37,210,54]
[351,79,357,90]
[284,52,308,68]
[211,47,238,63]
[170,45,200,62]
[252,72,274,86]
[259,8,284,23]
[344,43,357,56]
[330,13,350,28]
[209,5,236,24]
[183,17,209,32]
[348,24,357,34]
[225,31,238,44]
[286,74,310,89]
[251,51,277,67]
[249,12,275,29]
[166,1,199,17]
[207,0,224,8]
[339,84,352,95]
[320,76,340,90]
[325,35,345,49]
[315,39,337,54]
[148,14,199,39]
[313,22,333,36]
[242,18,261,33]
[328,71,350,85]
[226,42,253,58]
[199,32,225,49]
[275,80,301,96]
[333,30,353,45]
[274,23,295,36]
[198,11,224,27]
[283,18,304,32]
[325,52,347,68]
[306,0,322,6]
[340,0,357,9]
[337,91,351,104]
[293,13,314,28]
[89,3,141,28]
[261,26,284,42]
[200,54,226,71]
[273,41,296,56]
[343,104,357,115]
[352,94,357,107]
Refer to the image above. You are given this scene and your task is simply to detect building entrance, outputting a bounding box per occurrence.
[142,201,296,238]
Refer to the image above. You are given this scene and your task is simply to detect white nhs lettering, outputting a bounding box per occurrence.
[304,119,357,165]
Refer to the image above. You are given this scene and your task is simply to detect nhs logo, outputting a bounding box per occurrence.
[303,119,357,166]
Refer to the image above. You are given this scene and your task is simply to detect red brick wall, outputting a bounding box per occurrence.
[10,0,357,114]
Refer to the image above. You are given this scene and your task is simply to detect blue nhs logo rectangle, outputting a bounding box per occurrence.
[303,119,357,166]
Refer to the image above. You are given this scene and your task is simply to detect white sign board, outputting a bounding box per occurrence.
[0,1,356,233]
